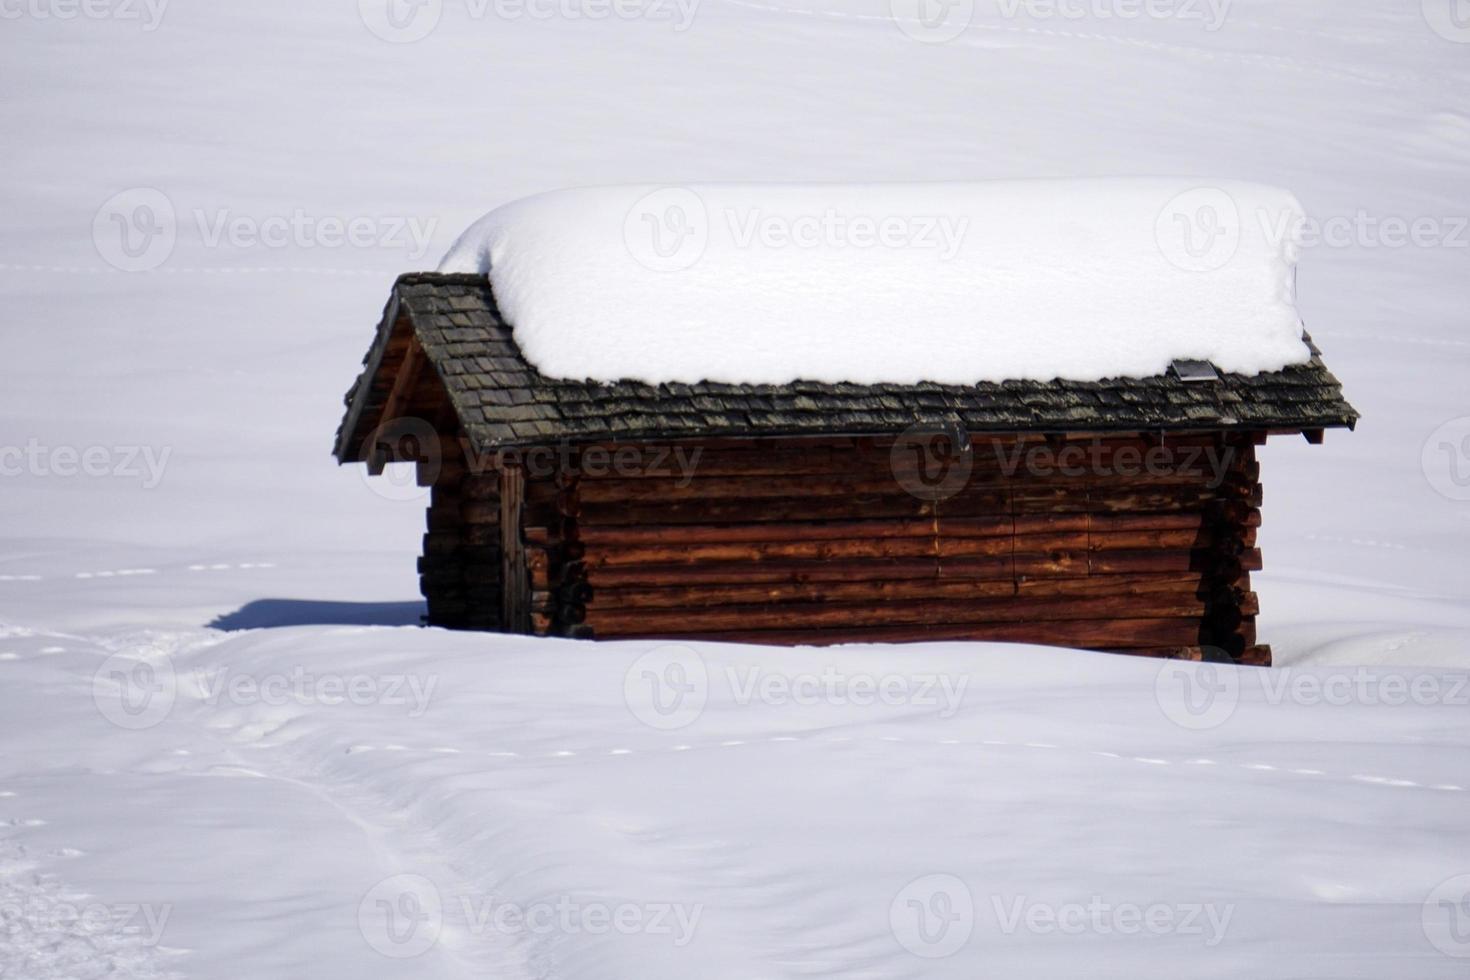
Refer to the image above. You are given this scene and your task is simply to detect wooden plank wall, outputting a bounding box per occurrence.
[419,435,503,631]
[514,433,1269,664]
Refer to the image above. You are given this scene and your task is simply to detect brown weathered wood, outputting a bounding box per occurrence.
[1240,644,1273,666]
[500,462,529,634]
[584,594,1212,634]
[399,432,1278,663]
[366,336,425,475]
[589,573,1213,611]
[592,617,1206,647]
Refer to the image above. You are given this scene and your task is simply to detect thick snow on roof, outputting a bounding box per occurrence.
[439,180,1312,386]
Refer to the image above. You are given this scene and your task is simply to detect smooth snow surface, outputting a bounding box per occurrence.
[4,0,1470,977]
[5,628,1470,980]
[439,180,1313,384]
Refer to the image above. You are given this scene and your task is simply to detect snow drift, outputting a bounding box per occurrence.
[439,179,1312,386]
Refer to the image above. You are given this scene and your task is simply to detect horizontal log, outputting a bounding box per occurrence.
[584,593,1212,633]
[582,529,1251,569]
[576,548,1250,588]
[566,435,1236,482]
[582,533,1038,567]
[567,462,1236,505]
[567,512,1221,549]
[1240,644,1272,667]
[570,483,1243,527]
[576,495,946,526]
[582,558,950,588]
[460,500,501,525]
[592,616,1205,648]
[1086,548,1261,575]
[588,573,1214,611]
[422,531,465,557]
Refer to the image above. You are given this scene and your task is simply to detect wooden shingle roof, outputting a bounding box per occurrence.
[334,272,1359,460]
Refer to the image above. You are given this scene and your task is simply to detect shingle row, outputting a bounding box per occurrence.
[336,273,1358,459]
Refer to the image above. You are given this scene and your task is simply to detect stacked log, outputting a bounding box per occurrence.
[523,460,592,638]
[518,434,1268,664]
[418,435,502,631]
[1193,440,1269,664]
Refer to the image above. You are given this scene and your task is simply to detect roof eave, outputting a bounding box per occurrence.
[333,285,405,464]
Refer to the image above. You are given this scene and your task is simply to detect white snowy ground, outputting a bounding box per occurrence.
[2,0,1469,976]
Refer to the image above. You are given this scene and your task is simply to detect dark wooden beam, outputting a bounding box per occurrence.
[500,461,530,633]
[366,334,425,476]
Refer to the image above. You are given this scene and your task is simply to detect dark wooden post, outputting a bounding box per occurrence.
[500,460,530,633]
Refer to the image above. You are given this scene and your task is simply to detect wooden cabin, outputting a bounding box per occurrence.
[334,272,1358,666]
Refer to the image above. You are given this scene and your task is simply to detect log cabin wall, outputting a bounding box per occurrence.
[513,432,1269,665]
[419,433,503,631]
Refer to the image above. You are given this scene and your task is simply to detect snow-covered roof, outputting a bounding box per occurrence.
[334,274,1357,460]
[438,180,1313,386]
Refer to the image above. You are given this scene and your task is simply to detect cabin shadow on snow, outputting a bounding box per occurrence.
[209,599,425,631]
